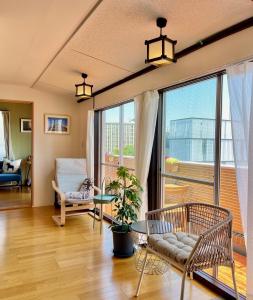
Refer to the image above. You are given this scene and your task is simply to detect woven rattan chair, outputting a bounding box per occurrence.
[135,202,239,300]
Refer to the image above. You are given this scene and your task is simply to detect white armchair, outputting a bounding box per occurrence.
[52,158,101,226]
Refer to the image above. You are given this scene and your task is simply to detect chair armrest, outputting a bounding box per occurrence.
[186,220,232,272]
[93,185,102,194]
[52,180,65,203]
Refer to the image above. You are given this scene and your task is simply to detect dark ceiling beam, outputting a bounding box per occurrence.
[176,17,253,59]
[77,16,253,103]
[77,65,156,103]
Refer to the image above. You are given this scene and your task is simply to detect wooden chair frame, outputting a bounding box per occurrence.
[52,180,101,226]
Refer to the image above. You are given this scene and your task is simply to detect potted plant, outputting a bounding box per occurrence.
[106,166,142,258]
[166,157,180,173]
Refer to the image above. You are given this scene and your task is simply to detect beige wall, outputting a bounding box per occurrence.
[0,85,84,207]
[79,99,93,158]
[93,27,253,109]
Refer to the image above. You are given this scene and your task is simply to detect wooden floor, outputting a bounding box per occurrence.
[0,187,31,209]
[0,206,223,300]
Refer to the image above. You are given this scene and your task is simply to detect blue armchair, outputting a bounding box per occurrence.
[0,161,22,189]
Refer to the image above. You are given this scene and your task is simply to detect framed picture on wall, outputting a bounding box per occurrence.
[44,114,70,134]
[20,118,32,133]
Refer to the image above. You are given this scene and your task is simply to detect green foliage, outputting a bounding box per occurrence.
[166,157,179,164]
[113,147,119,155]
[112,144,135,156]
[122,144,135,156]
[106,166,142,232]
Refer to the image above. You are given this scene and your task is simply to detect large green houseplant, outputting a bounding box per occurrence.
[106,166,142,257]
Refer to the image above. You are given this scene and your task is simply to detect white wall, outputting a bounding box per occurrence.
[93,27,253,109]
[0,84,84,206]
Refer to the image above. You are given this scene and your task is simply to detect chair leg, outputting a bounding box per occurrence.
[231,261,239,300]
[100,203,103,234]
[135,250,148,297]
[60,204,65,226]
[180,270,187,300]
[93,204,97,229]
[189,271,193,280]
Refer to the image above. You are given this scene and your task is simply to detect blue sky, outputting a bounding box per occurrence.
[105,102,134,123]
[165,78,217,129]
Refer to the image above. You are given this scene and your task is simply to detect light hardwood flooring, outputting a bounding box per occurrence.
[0,206,223,300]
[0,187,31,209]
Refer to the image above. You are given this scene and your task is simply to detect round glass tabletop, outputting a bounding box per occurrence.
[131,220,171,234]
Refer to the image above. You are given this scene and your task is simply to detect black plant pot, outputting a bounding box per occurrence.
[112,226,134,258]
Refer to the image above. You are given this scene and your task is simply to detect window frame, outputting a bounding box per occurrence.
[98,100,135,187]
[151,70,245,299]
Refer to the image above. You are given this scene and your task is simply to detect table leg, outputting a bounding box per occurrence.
[93,203,97,229]
[100,203,103,234]
[111,203,113,224]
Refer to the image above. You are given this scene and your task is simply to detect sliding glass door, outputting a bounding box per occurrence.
[100,101,135,216]
[160,74,246,296]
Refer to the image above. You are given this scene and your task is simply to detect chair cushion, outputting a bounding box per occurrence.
[148,232,199,265]
[55,158,88,192]
[2,158,21,173]
[79,178,93,192]
[56,158,87,175]
[64,191,93,204]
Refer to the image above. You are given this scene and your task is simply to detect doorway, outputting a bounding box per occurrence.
[0,101,33,209]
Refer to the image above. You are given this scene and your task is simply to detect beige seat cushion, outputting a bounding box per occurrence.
[148,232,199,265]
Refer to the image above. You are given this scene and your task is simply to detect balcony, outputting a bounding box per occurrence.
[102,154,246,296]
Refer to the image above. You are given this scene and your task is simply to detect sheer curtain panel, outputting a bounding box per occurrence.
[227,61,253,299]
[86,110,94,180]
[135,90,159,220]
[2,111,14,160]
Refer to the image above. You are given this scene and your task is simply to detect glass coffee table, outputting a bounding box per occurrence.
[131,220,169,275]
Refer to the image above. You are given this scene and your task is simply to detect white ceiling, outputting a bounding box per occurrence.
[0,0,252,96]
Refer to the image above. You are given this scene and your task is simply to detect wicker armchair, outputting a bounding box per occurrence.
[135,202,239,300]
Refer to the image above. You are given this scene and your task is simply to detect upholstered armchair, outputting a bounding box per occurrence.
[52,158,101,226]
[136,202,239,300]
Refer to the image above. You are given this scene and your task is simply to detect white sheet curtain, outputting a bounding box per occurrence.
[86,110,94,180]
[1,111,14,160]
[135,90,159,220]
[227,61,253,299]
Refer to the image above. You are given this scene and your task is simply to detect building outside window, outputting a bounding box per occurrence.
[100,101,135,217]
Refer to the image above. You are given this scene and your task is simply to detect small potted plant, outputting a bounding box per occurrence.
[106,166,142,258]
[166,157,180,173]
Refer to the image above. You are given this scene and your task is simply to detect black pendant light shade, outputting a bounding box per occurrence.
[75,73,93,99]
[145,17,177,66]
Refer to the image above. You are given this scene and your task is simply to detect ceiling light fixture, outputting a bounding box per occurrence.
[75,73,93,100]
[145,17,177,66]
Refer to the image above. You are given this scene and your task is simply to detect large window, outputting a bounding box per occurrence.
[100,101,135,216]
[162,78,217,207]
[0,112,6,160]
[160,74,246,297]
